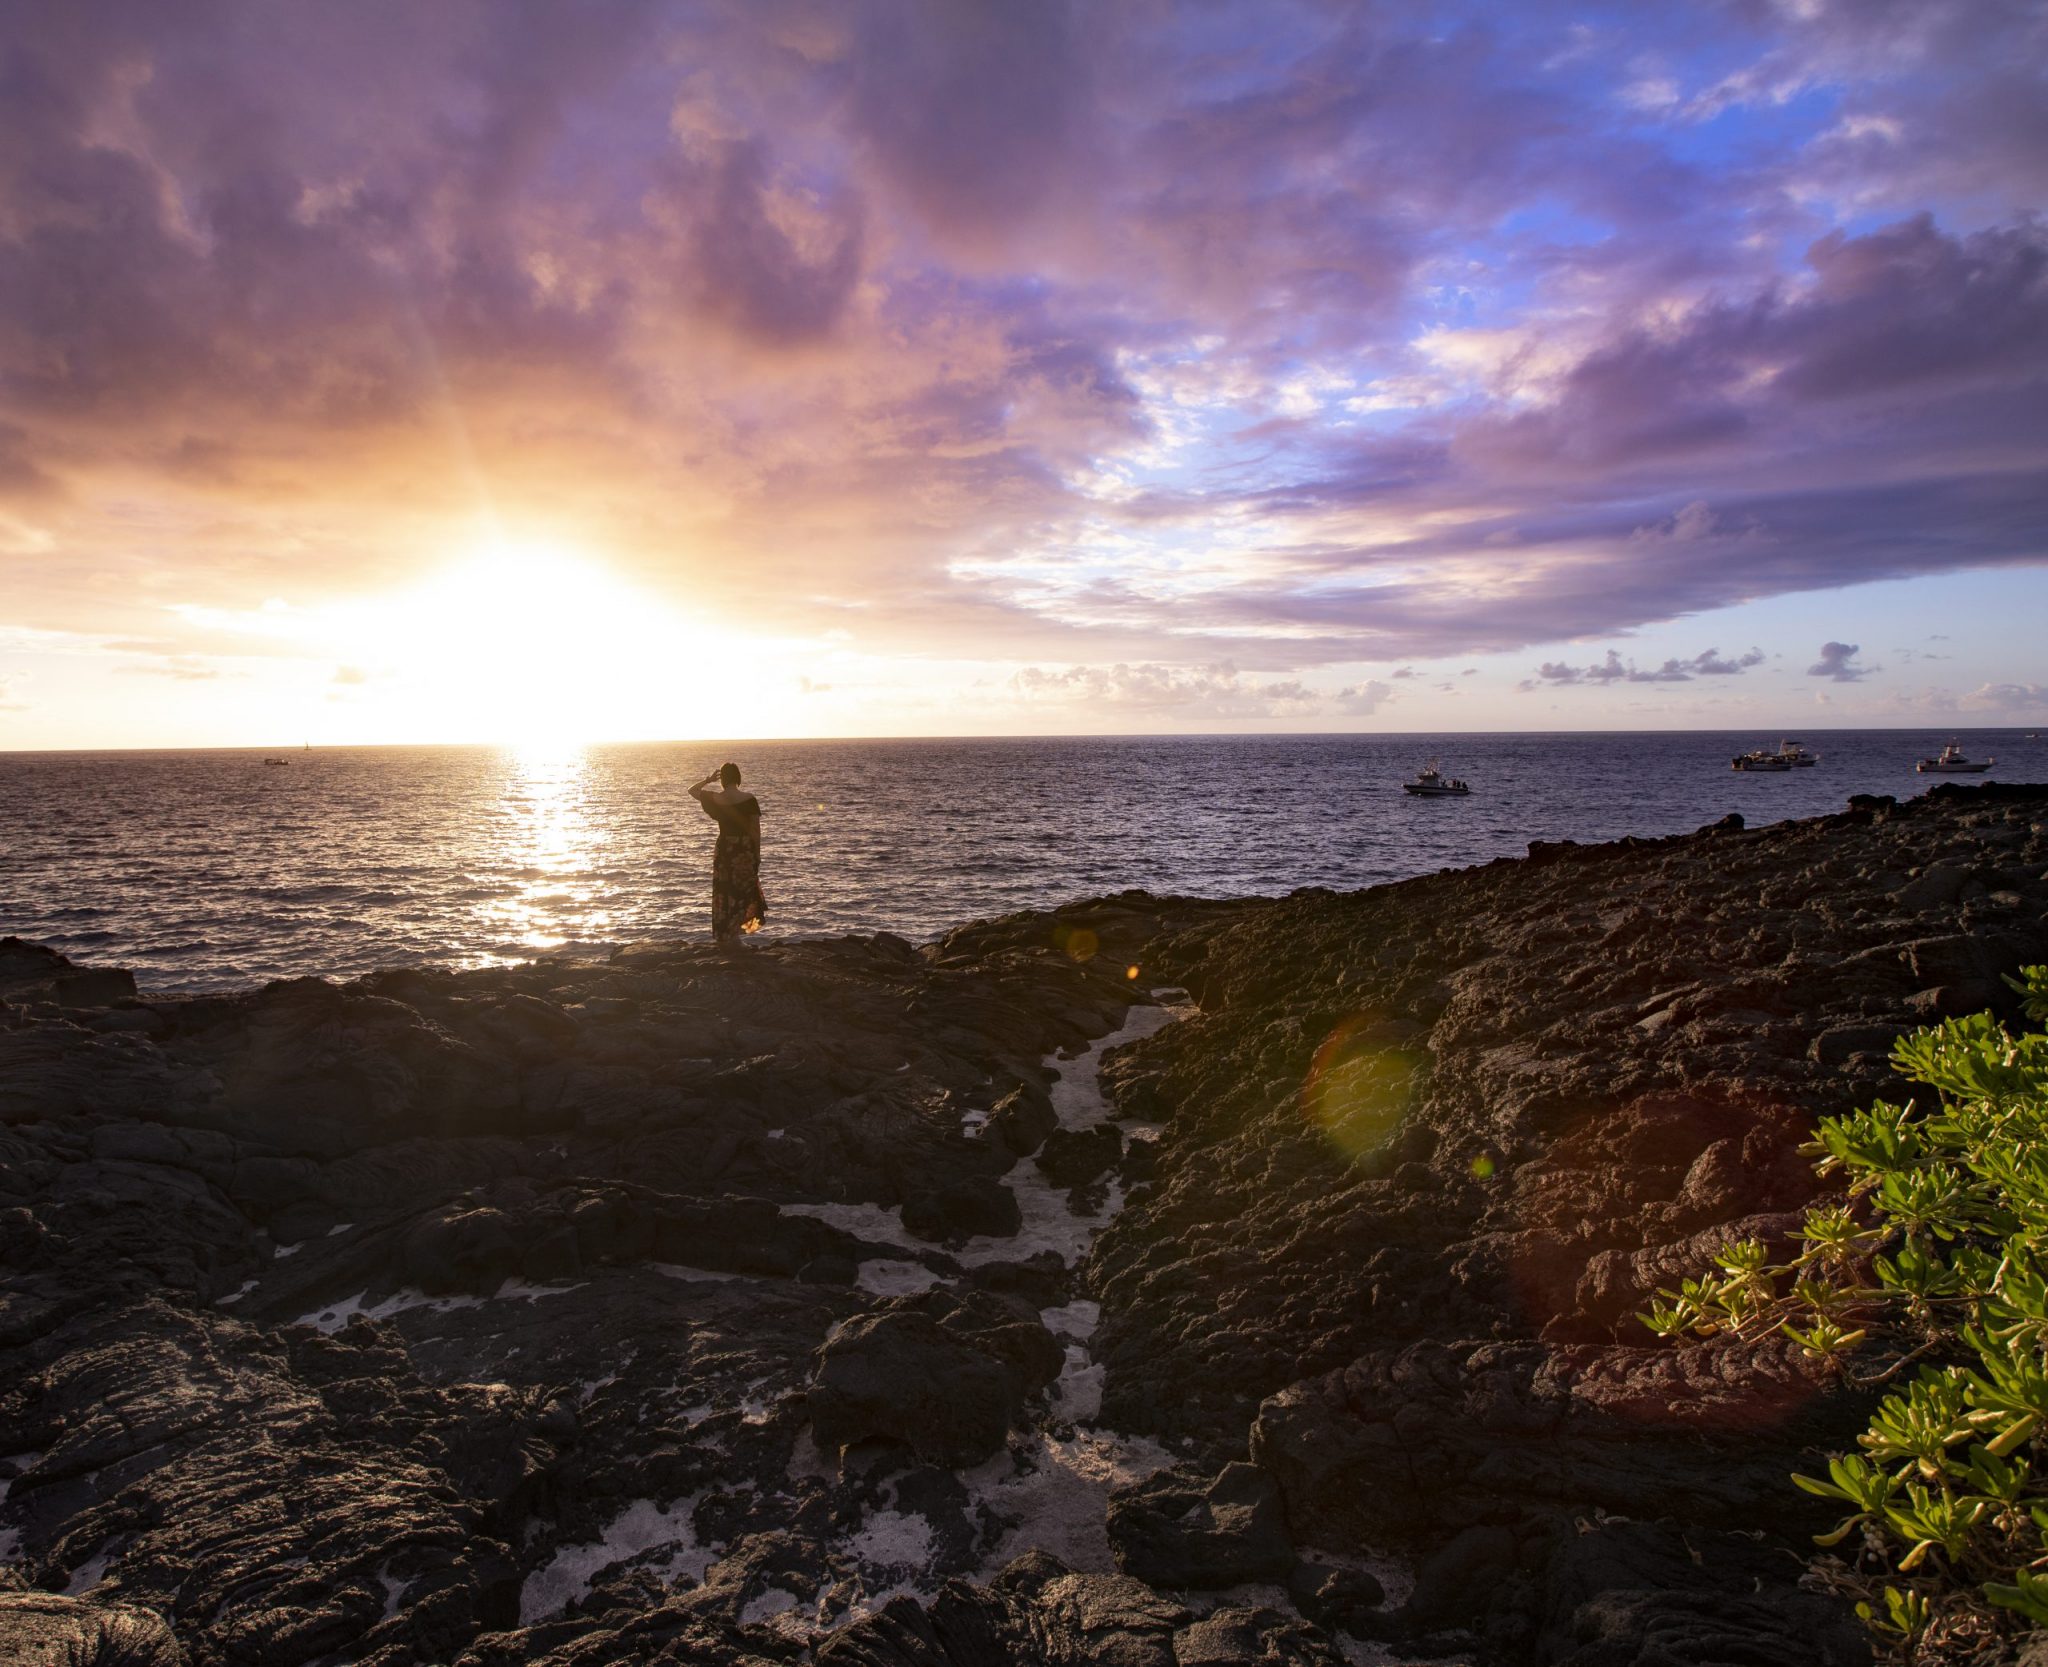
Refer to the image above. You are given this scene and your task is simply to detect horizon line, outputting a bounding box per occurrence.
[4,723,2044,757]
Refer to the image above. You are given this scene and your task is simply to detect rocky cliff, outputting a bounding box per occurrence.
[2,782,2044,1666]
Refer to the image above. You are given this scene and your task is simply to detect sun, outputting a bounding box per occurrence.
[334,535,754,746]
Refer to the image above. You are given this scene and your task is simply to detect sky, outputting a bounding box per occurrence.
[1,0,2044,748]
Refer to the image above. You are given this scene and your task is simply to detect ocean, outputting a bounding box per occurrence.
[2,730,2038,992]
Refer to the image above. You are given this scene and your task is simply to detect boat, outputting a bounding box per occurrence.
[1731,749,1792,772]
[1404,763,1470,796]
[262,756,290,767]
[1917,740,1993,774]
[1776,739,1819,766]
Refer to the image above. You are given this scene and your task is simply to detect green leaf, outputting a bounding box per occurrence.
[1985,1567,2048,1625]
[1650,977,2048,1653]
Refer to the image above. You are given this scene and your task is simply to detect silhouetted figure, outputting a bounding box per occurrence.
[690,762,766,941]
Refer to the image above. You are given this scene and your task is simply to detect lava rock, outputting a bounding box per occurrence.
[1029,1569,1186,1667]
[1531,1517,1871,1666]
[1406,1523,1519,1628]
[51,968,140,1008]
[6,787,2045,1667]
[1036,1124,1124,1188]
[901,1176,1021,1244]
[966,1251,1072,1308]
[988,1084,1058,1158]
[0,1590,188,1665]
[1287,1561,1385,1635]
[1250,1337,1844,1549]
[1173,1605,1346,1666]
[1107,1461,1295,1589]
[808,1289,1062,1465]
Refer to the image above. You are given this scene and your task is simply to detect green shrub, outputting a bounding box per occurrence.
[1642,967,2048,1657]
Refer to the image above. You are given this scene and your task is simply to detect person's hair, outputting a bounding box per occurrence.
[719,762,741,789]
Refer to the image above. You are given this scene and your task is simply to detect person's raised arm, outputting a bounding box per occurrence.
[688,771,720,813]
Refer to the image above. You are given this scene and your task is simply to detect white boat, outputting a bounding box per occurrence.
[1731,749,1792,772]
[1917,741,1993,774]
[262,756,290,767]
[1776,739,1819,766]
[1404,764,1470,796]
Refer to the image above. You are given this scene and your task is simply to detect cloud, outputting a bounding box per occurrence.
[1692,647,1767,676]
[1628,502,1751,546]
[118,656,225,681]
[1961,681,2048,712]
[0,0,2041,714]
[1010,661,1322,719]
[652,139,866,344]
[1526,651,1630,688]
[1334,680,1394,716]
[1519,645,1766,690]
[332,664,369,685]
[0,672,27,712]
[1808,641,1876,682]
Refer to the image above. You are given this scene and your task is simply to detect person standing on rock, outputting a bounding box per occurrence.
[689,763,767,941]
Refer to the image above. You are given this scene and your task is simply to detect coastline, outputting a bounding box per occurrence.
[2,781,2045,1665]
[8,728,2042,996]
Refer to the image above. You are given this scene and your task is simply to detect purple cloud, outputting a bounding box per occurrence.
[1808,641,1876,682]
[1693,648,1767,676]
[0,0,2040,689]
[1520,646,1767,691]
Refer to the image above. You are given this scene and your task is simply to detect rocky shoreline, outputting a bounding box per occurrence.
[4,782,2046,1666]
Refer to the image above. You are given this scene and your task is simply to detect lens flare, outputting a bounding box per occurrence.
[1054,925,1099,962]
[1301,1013,1423,1165]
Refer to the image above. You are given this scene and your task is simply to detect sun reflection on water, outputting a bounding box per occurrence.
[470,743,613,958]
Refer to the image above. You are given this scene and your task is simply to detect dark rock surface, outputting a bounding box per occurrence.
[901,1177,1023,1245]
[2,789,2045,1663]
[1086,781,2048,1660]
[1037,1124,1125,1189]
[808,1289,1064,1465]
[1106,1461,1295,1589]
[0,1570,189,1665]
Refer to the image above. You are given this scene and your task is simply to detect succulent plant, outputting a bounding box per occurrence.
[1644,967,2048,1656]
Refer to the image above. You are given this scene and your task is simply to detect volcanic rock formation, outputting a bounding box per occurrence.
[1,782,2044,1665]
[1089,781,2048,1662]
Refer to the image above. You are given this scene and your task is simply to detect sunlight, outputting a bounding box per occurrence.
[467,741,612,956]
[318,532,771,746]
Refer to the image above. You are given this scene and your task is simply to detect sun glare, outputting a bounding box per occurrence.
[470,742,610,959]
[336,537,752,746]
